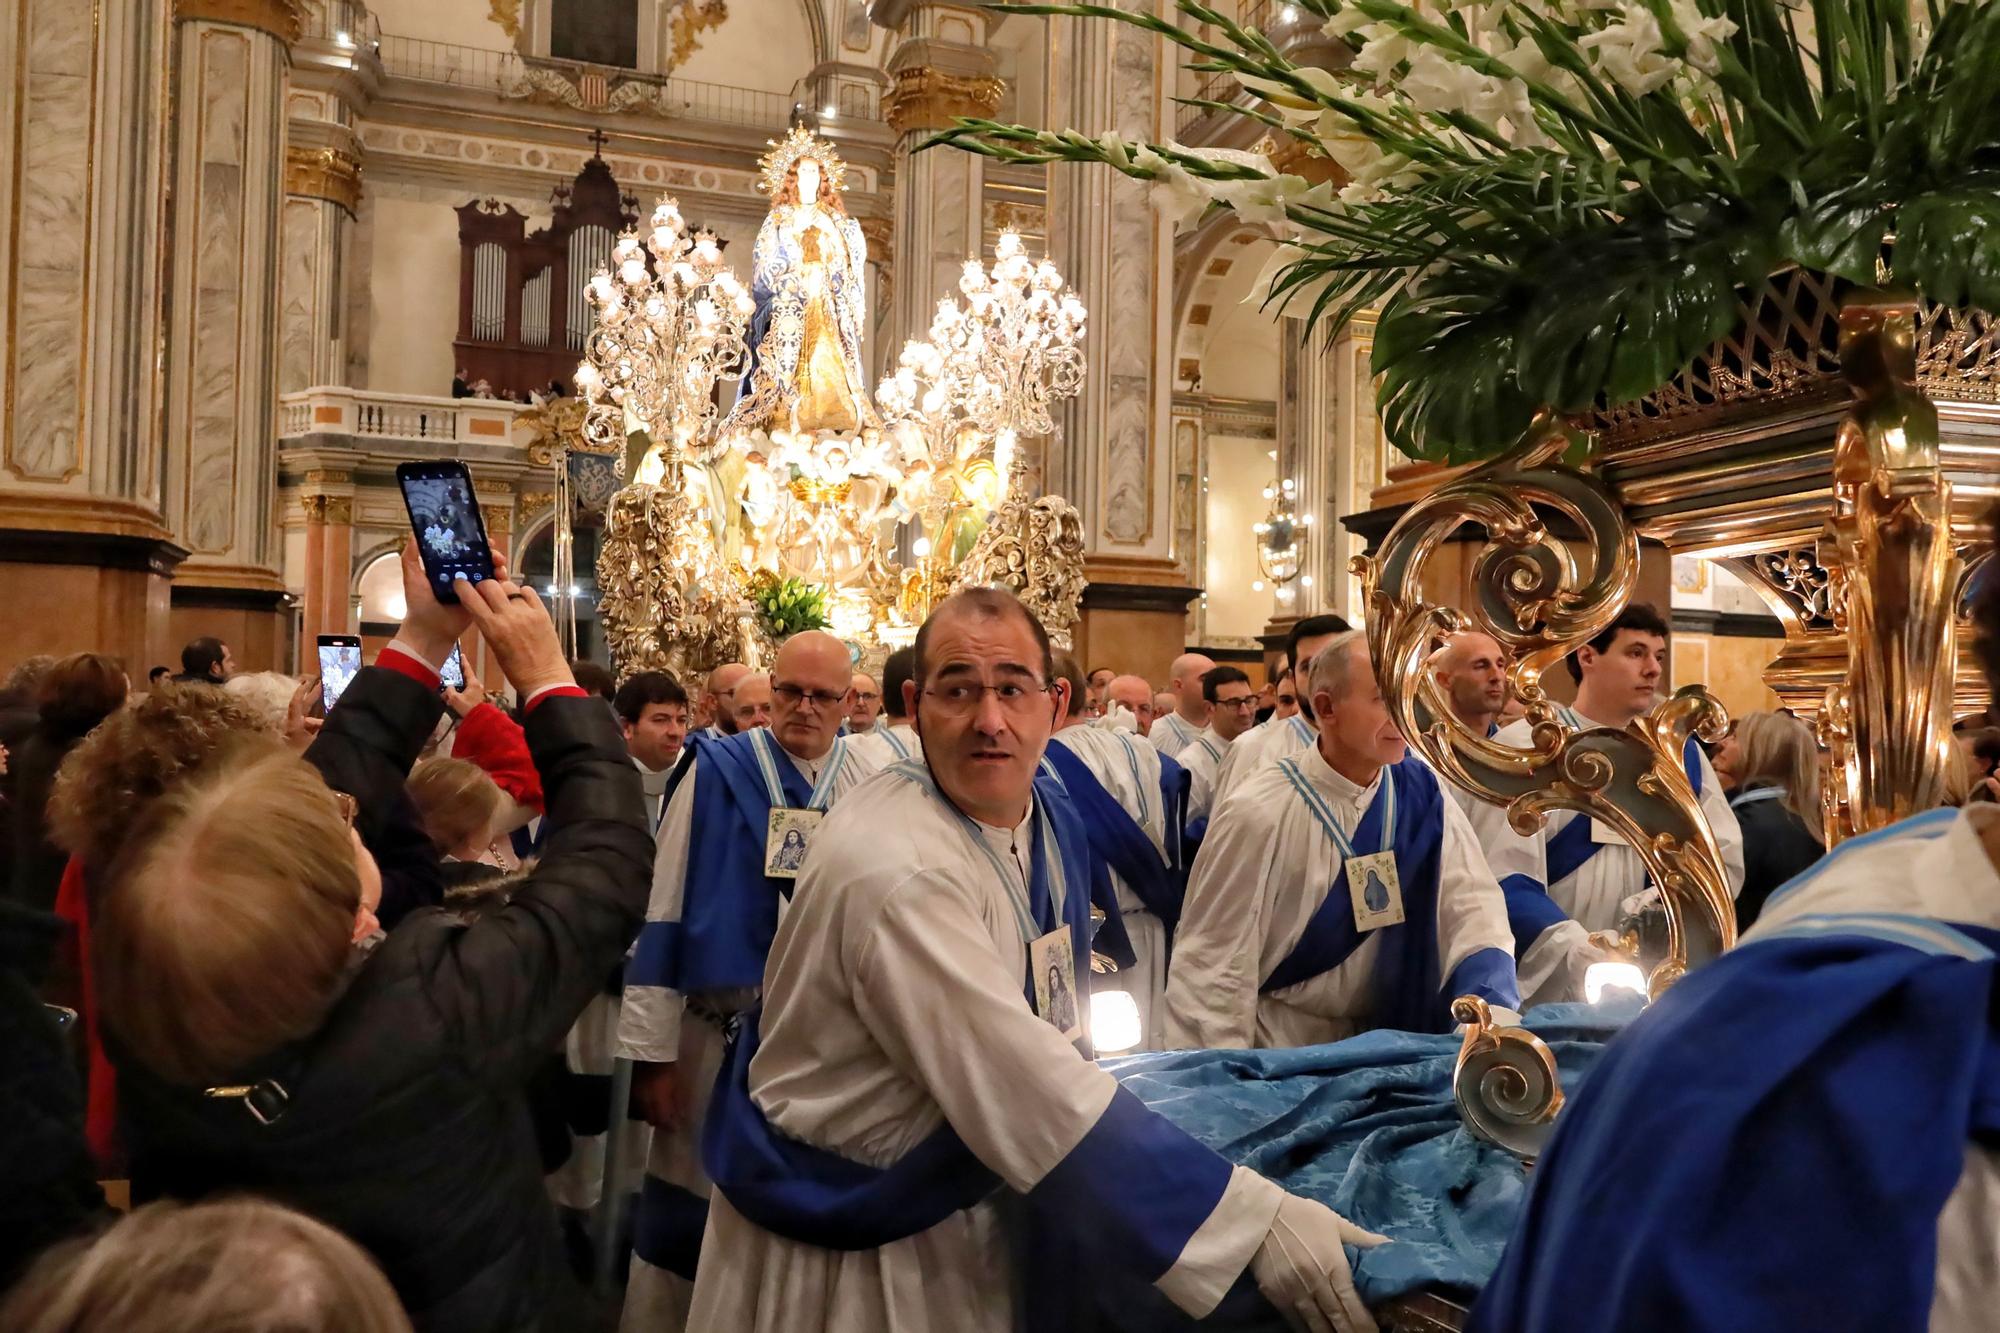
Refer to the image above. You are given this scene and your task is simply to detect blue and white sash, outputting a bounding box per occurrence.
[1042,739,1189,934]
[1472,906,2000,1333]
[1262,757,1515,1032]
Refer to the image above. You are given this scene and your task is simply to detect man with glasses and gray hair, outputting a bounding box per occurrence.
[688,588,1387,1333]
[616,630,874,1332]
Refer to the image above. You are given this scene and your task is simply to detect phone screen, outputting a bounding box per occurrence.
[397,464,495,605]
[440,643,465,692]
[319,639,363,711]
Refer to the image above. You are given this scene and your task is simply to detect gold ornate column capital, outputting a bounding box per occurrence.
[174,0,306,43]
[285,146,364,214]
[884,66,1005,137]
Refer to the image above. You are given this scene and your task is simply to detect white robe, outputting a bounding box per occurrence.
[686,767,1284,1333]
[1463,707,1745,1006]
[1050,725,1174,1051]
[1180,726,1232,824]
[1166,741,1516,1049]
[1209,712,1316,813]
[1149,709,1204,761]
[1741,803,2000,1332]
[842,719,922,772]
[617,740,874,1333]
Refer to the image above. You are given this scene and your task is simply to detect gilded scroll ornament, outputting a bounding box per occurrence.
[1819,291,1959,837]
[1356,411,1736,997]
[1450,997,1564,1163]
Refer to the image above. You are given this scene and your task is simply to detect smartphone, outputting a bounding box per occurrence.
[440,643,466,692]
[318,634,363,711]
[395,460,495,605]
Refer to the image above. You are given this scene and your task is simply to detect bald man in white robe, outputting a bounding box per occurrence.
[1150,652,1217,760]
[618,633,876,1331]
[1168,632,1518,1049]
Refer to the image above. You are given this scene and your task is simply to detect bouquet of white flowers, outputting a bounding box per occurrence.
[931,0,2000,463]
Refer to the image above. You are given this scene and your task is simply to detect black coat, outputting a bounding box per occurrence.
[118,666,654,1333]
[6,723,94,913]
[0,898,108,1286]
[1731,787,1825,931]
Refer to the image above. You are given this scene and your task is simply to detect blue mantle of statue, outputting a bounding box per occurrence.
[1090,998,1642,1329]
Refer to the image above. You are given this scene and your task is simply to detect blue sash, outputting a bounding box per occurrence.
[627,730,846,995]
[1260,757,1514,1032]
[1544,731,1706,887]
[1035,760,1136,968]
[1471,909,2000,1333]
[1043,739,1187,933]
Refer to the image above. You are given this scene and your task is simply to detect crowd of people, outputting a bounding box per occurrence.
[6,523,1998,1333]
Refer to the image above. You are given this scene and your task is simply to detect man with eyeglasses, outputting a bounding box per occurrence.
[617,630,871,1332]
[1210,615,1349,812]
[1182,665,1258,834]
[846,670,883,735]
[842,646,923,769]
[691,587,1386,1333]
[1046,653,1191,1053]
[1148,652,1217,760]
[723,671,774,734]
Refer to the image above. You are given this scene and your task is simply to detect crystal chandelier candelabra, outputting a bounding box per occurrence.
[581,196,760,676]
[1252,476,1313,607]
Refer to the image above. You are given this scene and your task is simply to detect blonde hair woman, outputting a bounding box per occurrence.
[95,541,653,1332]
[1722,711,1826,929]
[0,1198,410,1332]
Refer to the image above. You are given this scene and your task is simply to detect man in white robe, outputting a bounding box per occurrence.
[1461,604,1744,1007]
[1149,652,1217,760]
[1211,614,1349,811]
[689,588,1386,1333]
[617,632,873,1332]
[1167,631,1520,1049]
[1101,673,1157,736]
[1047,653,1187,1052]
[847,670,883,735]
[842,647,923,770]
[1183,665,1258,828]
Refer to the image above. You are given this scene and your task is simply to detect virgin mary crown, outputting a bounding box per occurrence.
[758,126,849,196]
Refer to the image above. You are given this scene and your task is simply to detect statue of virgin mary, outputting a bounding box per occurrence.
[722,128,878,441]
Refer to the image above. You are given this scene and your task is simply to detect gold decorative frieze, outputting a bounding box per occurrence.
[174,0,305,43]
[299,494,353,524]
[884,66,1005,137]
[488,0,521,39]
[285,146,364,214]
[518,490,556,519]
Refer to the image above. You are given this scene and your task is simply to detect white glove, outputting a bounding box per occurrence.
[1249,1192,1389,1333]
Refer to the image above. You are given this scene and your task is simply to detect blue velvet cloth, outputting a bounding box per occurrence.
[1093,998,1642,1329]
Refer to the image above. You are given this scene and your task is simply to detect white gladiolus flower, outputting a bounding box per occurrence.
[1322,7,1371,38]
[1667,0,1738,74]
[1352,24,1420,83]
[1095,131,1134,168]
[1247,242,1310,307]
[1579,4,1682,96]
[1148,158,1215,229]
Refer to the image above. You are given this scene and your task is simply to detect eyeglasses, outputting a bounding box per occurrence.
[922,680,1051,716]
[853,691,880,703]
[1215,695,1257,710]
[772,683,849,710]
[333,791,359,829]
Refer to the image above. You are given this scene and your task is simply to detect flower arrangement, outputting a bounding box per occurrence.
[931,0,2000,462]
[749,570,833,638]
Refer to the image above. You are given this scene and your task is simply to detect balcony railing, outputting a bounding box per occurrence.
[377,34,877,130]
[279,386,534,450]
[1174,0,1278,138]
[301,0,381,49]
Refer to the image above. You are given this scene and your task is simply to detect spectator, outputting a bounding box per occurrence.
[1724,711,1826,930]
[569,659,616,704]
[0,896,108,1286]
[0,656,56,898]
[173,638,233,685]
[146,666,171,690]
[97,541,652,1333]
[1956,725,2000,781]
[612,670,689,829]
[0,1198,411,1333]
[405,758,513,876]
[222,672,323,752]
[8,654,128,913]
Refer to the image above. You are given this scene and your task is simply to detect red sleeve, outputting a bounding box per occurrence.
[453,702,545,812]
[523,684,589,713]
[377,646,440,690]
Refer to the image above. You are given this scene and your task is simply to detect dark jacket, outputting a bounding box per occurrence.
[6,723,95,913]
[0,899,108,1285]
[1731,785,1825,931]
[117,666,654,1333]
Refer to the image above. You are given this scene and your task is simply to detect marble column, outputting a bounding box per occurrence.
[1043,6,1193,678]
[161,0,300,671]
[0,0,184,673]
[871,0,1004,358]
[295,475,355,667]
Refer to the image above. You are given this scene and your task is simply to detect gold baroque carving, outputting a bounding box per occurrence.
[303,468,354,486]
[300,494,328,522]
[488,0,522,39]
[174,0,305,42]
[884,66,1006,137]
[518,490,556,518]
[324,497,354,525]
[285,147,364,214]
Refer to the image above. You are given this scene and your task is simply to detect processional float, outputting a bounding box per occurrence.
[579,126,1090,675]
